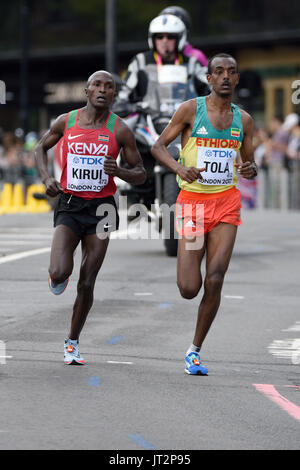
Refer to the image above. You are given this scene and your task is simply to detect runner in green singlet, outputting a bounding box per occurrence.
[152,53,258,375]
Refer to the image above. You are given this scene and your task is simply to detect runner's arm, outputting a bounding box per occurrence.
[106,119,146,185]
[236,112,258,179]
[151,100,205,183]
[35,114,67,196]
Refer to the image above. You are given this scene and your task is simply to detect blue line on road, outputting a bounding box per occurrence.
[89,376,101,387]
[129,434,156,450]
[252,245,264,253]
[158,302,172,309]
[107,335,123,345]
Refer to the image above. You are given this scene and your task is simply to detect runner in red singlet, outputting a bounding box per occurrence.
[35,70,146,365]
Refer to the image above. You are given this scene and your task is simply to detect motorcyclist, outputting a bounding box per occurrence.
[113,14,209,116]
[158,5,208,67]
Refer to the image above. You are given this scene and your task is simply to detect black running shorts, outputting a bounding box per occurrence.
[54,192,119,239]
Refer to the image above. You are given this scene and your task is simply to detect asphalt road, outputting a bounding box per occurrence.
[0,208,299,450]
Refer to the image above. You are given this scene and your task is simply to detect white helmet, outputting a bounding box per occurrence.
[148,14,187,52]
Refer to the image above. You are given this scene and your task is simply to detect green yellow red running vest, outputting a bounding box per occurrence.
[177,96,244,194]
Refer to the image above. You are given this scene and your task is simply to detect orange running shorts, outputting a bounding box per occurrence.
[175,187,242,237]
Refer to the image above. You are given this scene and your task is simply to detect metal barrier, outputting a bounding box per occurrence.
[1,165,300,214]
[256,163,300,210]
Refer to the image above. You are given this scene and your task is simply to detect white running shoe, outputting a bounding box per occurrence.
[64,338,85,365]
[49,275,69,295]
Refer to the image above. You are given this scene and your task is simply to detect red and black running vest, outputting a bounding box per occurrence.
[60,109,120,199]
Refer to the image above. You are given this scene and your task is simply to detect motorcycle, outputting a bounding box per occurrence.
[114,64,197,256]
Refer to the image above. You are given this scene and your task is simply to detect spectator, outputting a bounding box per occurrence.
[0,131,23,184]
[238,126,271,210]
[283,113,300,208]
[269,115,289,167]
[284,113,300,162]
[22,132,39,190]
[254,126,271,170]
[0,132,13,181]
[0,130,7,182]
[253,126,272,208]
[268,115,290,208]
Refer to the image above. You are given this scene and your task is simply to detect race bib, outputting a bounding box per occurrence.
[197,146,236,185]
[67,153,109,192]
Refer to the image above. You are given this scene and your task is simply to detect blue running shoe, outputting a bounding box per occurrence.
[64,338,85,365]
[48,275,69,295]
[185,352,208,375]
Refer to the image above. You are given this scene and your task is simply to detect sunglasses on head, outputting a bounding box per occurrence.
[155,33,177,40]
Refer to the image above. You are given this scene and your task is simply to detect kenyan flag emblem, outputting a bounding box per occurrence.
[231,128,240,138]
[98,134,109,142]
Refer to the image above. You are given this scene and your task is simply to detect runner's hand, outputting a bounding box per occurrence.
[43,177,63,197]
[234,161,257,179]
[177,166,206,184]
[104,155,119,177]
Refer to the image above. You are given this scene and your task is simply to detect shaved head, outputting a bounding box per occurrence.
[85,69,116,108]
[86,70,115,88]
[207,53,238,75]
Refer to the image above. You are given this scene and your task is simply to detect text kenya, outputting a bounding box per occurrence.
[68,142,108,155]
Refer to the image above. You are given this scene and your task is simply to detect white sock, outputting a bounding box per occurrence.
[186,344,201,356]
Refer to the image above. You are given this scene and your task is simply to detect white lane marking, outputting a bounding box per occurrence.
[268,321,300,364]
[0,233,52,239]
[134,292,153,296]
[0,247,50,265]
[110,228,149,239]
[224,295,245,299]
[107,360,133,365]
[282,321,300,332]
[0,240,50,245]
[268,338,300,364]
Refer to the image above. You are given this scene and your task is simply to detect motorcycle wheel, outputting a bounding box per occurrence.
[163,173,180,257]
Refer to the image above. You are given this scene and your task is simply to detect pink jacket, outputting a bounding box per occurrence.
[183,43,208,67]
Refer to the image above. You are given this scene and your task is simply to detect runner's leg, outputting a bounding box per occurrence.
[177,235,206,299]
[192,222,237,347]
[68,233,110,340]
[49,224,80,283]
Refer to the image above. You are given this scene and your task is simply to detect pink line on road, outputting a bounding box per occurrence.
[254,384,300,423]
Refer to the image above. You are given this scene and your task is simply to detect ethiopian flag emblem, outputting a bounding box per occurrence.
[231,128,240,138]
